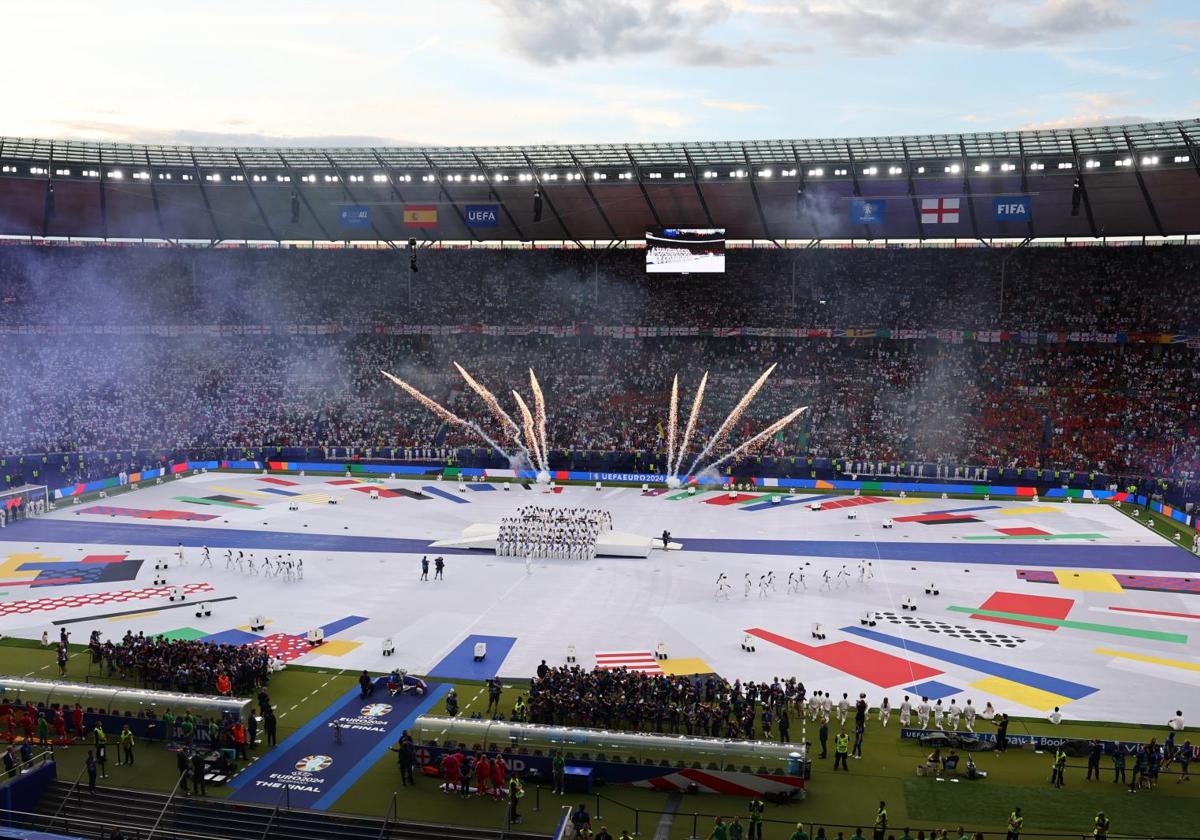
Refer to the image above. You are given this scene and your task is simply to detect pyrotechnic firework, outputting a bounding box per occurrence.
[703,407,808,472]
[666,374,679,474]
[529,369,550,468]
[686,363,778,476]
[672,371,709,476]
[512,390,545,472]
[453,362,528,456]
[380,370,508,457]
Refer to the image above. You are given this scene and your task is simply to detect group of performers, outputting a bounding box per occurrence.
[495,506,612,560]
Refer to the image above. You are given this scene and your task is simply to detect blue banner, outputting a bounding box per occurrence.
[337,205,372,229]
[465,204,500,228]
[850,199,886,225]
[992,196,1031,221]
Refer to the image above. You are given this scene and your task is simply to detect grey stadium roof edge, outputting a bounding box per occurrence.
[1,118,1198,242]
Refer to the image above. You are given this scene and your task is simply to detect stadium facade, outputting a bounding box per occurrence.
[0,119,1198,243]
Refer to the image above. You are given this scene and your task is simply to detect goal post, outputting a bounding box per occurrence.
[0,484,49,527]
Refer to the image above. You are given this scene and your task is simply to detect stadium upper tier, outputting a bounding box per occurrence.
[1,119,1198,242]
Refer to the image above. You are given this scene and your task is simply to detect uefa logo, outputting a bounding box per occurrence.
[295,755,333,773]
[360,703,393,717]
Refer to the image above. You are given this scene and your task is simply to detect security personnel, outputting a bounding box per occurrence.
[873,801,888,840]
[1092,812,1110,840]
[834,730,850,771]
[1051,748,1067,788]
[1006,807,1024,840]
[507,775,522,825]
[747,797,764,840]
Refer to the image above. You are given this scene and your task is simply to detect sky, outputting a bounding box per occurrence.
[1,0,1197,148]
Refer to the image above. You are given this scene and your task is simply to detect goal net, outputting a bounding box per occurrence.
[0,484,49,527]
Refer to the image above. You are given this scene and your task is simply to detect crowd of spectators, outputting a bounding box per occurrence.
[86,630,271,696]
[1,243,1198,487]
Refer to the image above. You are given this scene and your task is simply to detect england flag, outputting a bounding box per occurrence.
[921,197,960,224]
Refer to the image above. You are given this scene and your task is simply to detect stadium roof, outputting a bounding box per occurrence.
[1,119,1198,243]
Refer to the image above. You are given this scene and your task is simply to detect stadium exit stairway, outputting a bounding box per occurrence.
[33,779,551,840]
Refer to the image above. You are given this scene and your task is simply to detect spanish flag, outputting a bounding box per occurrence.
[403,205,438,228]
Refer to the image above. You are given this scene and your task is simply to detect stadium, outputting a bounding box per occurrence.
[2,10,1200,839]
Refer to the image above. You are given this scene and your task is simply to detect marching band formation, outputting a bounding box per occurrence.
[496,505,612,560]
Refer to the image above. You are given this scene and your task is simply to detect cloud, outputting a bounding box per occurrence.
[36,119,412,148]
[1017,91,1155,130]
[702,99,768,112]
[739,0,1134,54]
[490,0,786,67]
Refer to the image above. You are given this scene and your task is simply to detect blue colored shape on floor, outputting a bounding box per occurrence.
[467,483,496,491]
[228,677,448,810]
[259,487,300,497]
[840,626,1097,700]
[421,485,470,504]
[740,494,840,512]
[905,680,961,700]
[4,520,1195,573]
[427,634,518,681]
[200,628,261,646]
[0,519,477,555]
[677,537,1196,572]
[319,615,369,637]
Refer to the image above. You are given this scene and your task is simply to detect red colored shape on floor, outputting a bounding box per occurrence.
[80,555,129,564]
[972,591,1074,630]
[327,479,359,486]
[258,477,299,486]
[894,513,980,524]
[704,493,760,506]
[996,527,1050,536]
[1109,606,1200,621]
[249,633,312,663]
[745,627,942,687]
[350,486,401,498]
[819,496,889,510]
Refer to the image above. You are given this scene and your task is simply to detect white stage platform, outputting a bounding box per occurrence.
[429,522,683,558]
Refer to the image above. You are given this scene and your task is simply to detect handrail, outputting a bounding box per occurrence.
[43,764,87,831]
[376,791,398,840]
[144,764,189,840]
[256,783,292,840]
[0,749,55,781]
[4,802,240,840]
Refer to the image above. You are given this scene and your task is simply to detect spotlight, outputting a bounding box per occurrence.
[1070,175,1082,217]
[290,190,300,224]
[407,237,418,273]
[532,190,543,223]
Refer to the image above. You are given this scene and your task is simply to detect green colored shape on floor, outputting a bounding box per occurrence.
[159,627,208,641]
[947,606,1188,643]
[174,496,263,511]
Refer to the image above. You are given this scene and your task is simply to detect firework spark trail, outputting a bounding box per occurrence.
[687,363,778,476]
[381,370,509,457]
[529,368,550,469]
[453,362,530,457]
[512,390,545,472]
[666,374,679,476]
[702,407,808,473]
[672,371,709,477]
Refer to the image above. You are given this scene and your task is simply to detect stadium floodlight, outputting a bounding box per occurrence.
[702,170,717,178]
[1058,162,1074,169]
[619,172,633,180]
[1000,162,1016,172]
[757,168,773,178]
[1141,156,1158,166]
[1175,155,1191,163]
[55,168,70,176]
[862,166,877,176]
[592,172,607,180]
[834,168,848,176]
[945,164,961,174]
[888,166,903,175]
[673,172,688,179]
[1029,162,1045,170]
[108,170,123,179]
[1085,160,1100,169]
[973,163,989,173]
[374,174,388,182]
[806,168,824,177]
[648,172,662,179]
[133,171,150,180]
[916,166,925,174]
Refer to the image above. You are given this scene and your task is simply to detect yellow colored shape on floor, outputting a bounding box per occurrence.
[310,640,362,657]
[237,619,273,631]
[658,657,714,676]
[1052,570,1122,593]
[0,553,58,579]
[109,611,158,622]
[891,498,931,505]
[1094,648,1200,672]
[969,676,1070,711]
